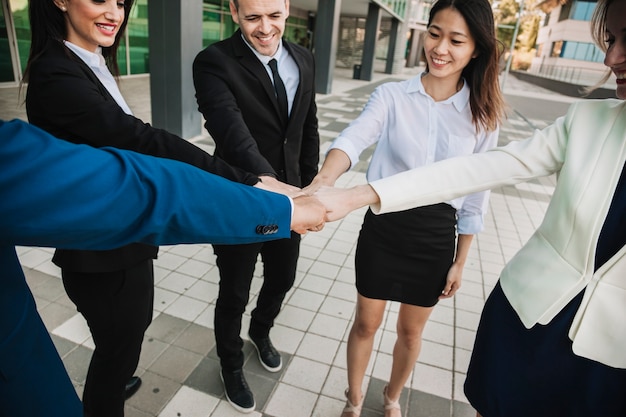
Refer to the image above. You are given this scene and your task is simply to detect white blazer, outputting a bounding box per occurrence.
[370,99,626,368]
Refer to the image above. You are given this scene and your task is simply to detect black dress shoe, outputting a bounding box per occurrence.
[221,368,255,413]
[124,376,142,400]
[249,334,282,372]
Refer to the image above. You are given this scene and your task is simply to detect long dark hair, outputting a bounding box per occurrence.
[426,0,505,132]
[22,0,135,83]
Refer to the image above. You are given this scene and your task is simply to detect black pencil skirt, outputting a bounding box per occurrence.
[354,204,457,307]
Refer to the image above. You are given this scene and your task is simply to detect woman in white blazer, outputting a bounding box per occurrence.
[316,0,626,415]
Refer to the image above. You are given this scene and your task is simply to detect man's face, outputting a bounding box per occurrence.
[230,0,289,57]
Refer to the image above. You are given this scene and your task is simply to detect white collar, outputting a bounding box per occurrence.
[63,41,106,69]
[406,72,470,112]
[240,33,285,65]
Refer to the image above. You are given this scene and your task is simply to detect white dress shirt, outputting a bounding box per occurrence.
[329,73,499,234]
[64,41,133,116]
[242,35,299,115]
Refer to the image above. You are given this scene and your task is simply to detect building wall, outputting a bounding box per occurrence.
[0,0,311,85]
[529,0,614,87]
[1,0,416,86]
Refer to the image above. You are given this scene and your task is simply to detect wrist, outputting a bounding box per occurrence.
[351,184,379,210]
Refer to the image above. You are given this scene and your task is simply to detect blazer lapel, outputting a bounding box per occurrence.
[232,32,286,126]
[56,42,119,104]
[281,41,308,132]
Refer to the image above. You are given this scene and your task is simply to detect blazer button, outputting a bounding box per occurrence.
[256,224,279,235]
[284,138,288,144]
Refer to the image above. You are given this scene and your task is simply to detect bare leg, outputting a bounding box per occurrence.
[384,303,435,417]
[341,294,387,417]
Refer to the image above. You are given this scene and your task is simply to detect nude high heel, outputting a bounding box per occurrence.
[383,385,402,417]
[341,388,363,417]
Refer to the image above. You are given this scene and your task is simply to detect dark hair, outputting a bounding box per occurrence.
[22,0,135,83]
[426,0,505,132]
[231,0,287,11]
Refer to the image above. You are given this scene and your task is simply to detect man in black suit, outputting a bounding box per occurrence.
[192,0,319,412]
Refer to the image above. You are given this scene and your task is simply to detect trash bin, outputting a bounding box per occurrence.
[353,64,362,79]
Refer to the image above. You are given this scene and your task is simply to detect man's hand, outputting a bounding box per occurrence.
[291,195,326,234]
[255,176,304,198]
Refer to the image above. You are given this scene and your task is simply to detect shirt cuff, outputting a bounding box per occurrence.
[287,196,294,220]
[457,213,484,235]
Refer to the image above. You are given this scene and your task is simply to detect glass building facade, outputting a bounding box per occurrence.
[1,0,29,83]
[542,0,603,63]
[0,0,310,84]
[377,0,407,18]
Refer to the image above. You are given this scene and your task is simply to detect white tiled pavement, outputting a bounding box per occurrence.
[6,66,578,416]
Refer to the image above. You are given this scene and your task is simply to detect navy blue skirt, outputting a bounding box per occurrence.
[464,282,626,417]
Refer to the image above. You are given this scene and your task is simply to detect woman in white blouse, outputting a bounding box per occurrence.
[317,0,626,415]
[304,0,505,415]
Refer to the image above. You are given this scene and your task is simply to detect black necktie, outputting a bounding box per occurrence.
[268,58,289,123]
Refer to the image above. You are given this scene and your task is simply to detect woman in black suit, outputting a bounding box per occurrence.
[22,1,278,416]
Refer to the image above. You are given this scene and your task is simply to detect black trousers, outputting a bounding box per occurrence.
[213,232,300,371]
[62,259,154,417]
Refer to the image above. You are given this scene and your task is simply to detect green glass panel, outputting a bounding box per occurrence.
[118,43,128,76]
[10,0,30,81]
[378,0,407,16]
[223,15,238,39]
[118,0,149,75]
[202,10,222,47]
[0,3,13,82]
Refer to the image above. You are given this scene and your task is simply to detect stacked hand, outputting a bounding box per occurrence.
[312,184,380,222]
[256,175,304,198]
[254,174,380,233]
[254,176,326,233]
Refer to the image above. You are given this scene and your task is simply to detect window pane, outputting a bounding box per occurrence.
[11,0,31,80]
[551,40,563,57]
[572,0,596,20]
[126,0,149,74]
[0,4,13,82]
[202,9,222,47]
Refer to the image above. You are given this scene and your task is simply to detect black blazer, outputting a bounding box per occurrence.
[25,39,259,272]
[193,30,320,188]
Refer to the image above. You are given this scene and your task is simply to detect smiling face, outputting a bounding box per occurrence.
[53,0,125,52]
[423,7,477,85]
[603,0,626,99]
[230,0,289,57]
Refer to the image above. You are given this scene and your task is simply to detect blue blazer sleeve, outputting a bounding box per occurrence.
[0,119,292,416]
[0,119,291,248]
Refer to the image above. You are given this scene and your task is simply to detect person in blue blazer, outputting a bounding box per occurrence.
[23,1,297,414]
[0,118,325,417]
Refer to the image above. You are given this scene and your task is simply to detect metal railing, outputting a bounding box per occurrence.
[535,64,615,88]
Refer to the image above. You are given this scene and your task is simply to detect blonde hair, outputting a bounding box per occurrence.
[584,0,615,93]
